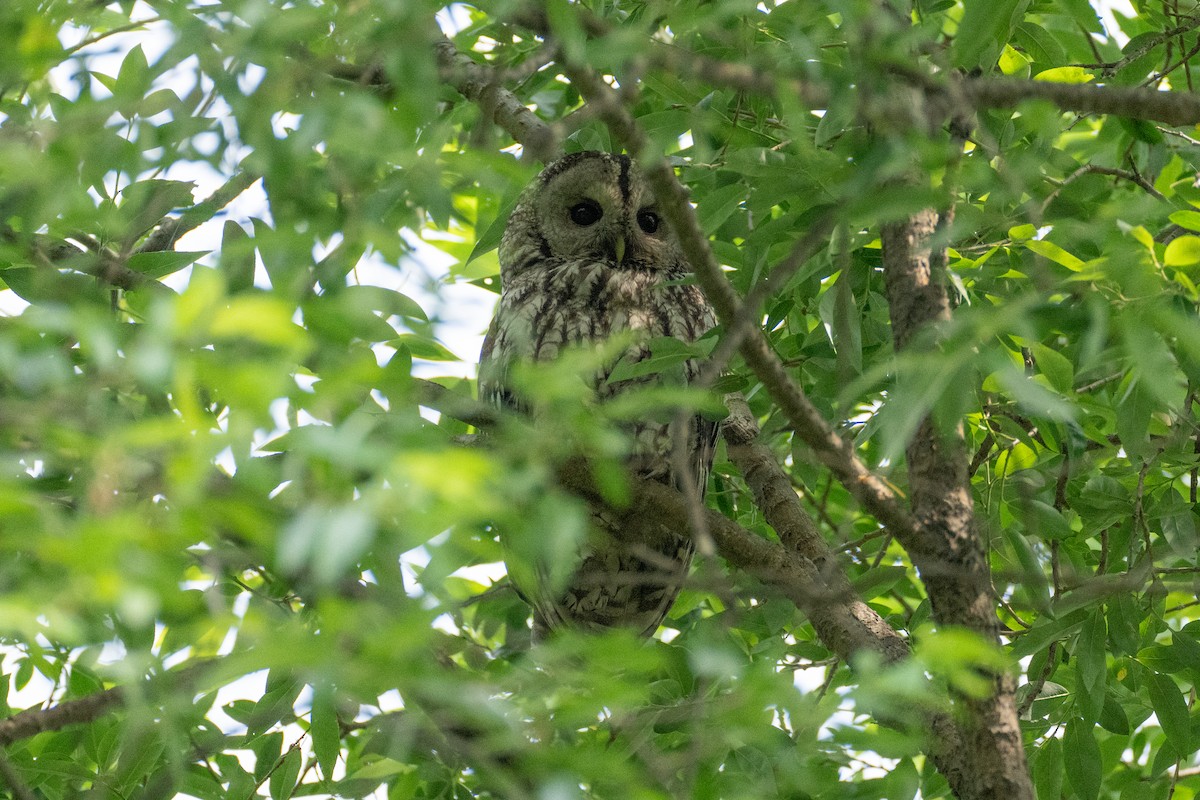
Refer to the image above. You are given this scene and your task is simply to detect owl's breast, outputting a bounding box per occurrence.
[486,260,713,366]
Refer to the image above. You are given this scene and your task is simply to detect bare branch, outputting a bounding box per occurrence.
[959,74,1200,126]
[720,397,910,663]
[882,202,1033,799]
[432,37,560,162]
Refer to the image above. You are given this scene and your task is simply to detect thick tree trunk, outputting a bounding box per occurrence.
[882,211,1034,800]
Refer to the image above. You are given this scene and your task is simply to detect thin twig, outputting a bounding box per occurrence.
[1077,17,1200,75]
[1041,164,1166,216]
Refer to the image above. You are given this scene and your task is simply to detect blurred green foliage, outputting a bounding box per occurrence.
[0,0,1197,798]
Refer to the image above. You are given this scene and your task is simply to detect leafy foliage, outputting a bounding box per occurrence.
[0,1,1198,799]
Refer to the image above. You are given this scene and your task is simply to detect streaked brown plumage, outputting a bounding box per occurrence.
[479,151,717,639]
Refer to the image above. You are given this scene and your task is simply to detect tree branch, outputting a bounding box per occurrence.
[650,45,1200,126]
[5,169,260,295]
[417,377,972,775]
[958,74,1200,126]
[0,685,125,746]
[882,202,1033,798]
[540,6,1200,130]
[718,397,910,662]
[432,37,560,162]
[138,169,260,254]
[415,378,906,660]
[557,59,922,554]
[0,661,212,747]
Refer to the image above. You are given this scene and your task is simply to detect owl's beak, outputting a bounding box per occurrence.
[614,236,626,265]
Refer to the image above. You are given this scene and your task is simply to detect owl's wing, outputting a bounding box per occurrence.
[477,315,523,413]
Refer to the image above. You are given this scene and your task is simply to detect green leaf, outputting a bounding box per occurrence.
[696,183,747,233]
[466,192,520,266]
[338,284,428,321]
[115,179,198,247]
[141,87,179,116]
[815,88,857,146]
[850,565,906,599]
[310,684,341,780]
[113,43,151,111]
[1107,596,1142,655]
[605,336,711,384]
[1075,610,1106,723]
[882,757,919,800]
[92,71,118,93]
[1164,235,1200,267]
[953,0,1030,69]
[268,747,302,800]
[1003,524,1051,611]
[251,732,284,781]
[1170,628,1200,663]
[390,334,460,362]
[348,757,417,781]
[245,673,303,737]
[998,44,1030,77]
[1031,343,1074,392]
[1024,238,1084,270]
[1013,22,1067,68]
[1137,644,1190,674]
[221,220,256,293]
[115,727,166,790]
[1147,672,1193,755]
[1,263,108,306]
[1063,718,1101,800]
[1031,736,1063,800]
[1097,693,1130,735]
[1010,610,1089,658]
[126,250,207,279]
[210,295,308,349]
[1119,117,1165,144]
[1168,210,1200,232]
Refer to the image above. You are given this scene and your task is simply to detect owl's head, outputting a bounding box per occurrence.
[501,151,687,274]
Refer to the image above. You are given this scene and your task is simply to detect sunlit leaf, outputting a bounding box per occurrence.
[1164,235,1200,266]
[1033,66,1094,83]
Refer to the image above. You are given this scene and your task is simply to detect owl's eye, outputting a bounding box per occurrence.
[569,200,603,226]
[637,209,660,234]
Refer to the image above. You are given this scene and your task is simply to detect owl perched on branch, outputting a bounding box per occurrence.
[479,151,718,640]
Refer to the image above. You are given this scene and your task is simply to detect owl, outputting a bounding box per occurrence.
[479,151,718,640]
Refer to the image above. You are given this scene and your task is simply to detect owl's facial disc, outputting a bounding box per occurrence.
[531,152,681,270]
